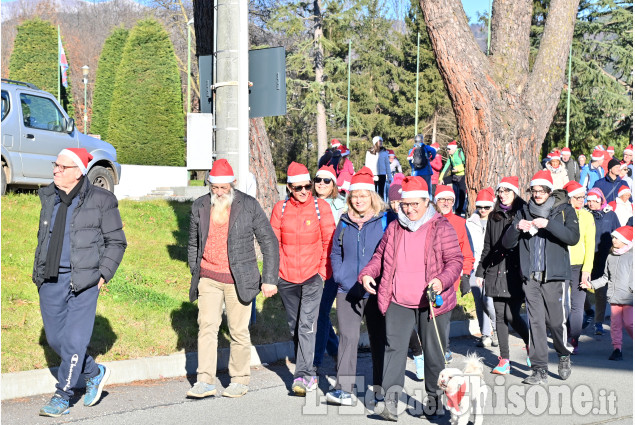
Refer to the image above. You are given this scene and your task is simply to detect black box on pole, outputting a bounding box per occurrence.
[248,47,286,118]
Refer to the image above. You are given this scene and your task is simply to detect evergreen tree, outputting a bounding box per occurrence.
[9,18,74,117]
[91,27,129,141]
[107,19,184,166]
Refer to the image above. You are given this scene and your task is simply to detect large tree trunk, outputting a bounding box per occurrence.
[249,117,278,216]
[420,0,579,210]
[313,0,328,161]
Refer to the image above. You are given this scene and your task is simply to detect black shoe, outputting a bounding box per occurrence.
[608,349,623,361]
[558,356,571,380]
[375,400,398,421]
[523,368,548,385]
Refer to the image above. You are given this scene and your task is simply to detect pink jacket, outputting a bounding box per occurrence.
[430,154,443,185]
[337,158,355,177]
[358,213,463,316]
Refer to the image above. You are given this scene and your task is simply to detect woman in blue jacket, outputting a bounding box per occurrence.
[326,167,388,406]
[374,137,392,202]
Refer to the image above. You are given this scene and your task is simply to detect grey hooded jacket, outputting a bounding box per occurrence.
[590,248,633,305]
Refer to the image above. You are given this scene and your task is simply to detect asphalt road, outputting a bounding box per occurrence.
[2,327,632,425]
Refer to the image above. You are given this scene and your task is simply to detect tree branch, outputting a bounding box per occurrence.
[490,0,532,84]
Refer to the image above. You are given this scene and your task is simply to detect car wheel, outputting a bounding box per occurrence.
[1,166,6,196]
[87,166,115,193]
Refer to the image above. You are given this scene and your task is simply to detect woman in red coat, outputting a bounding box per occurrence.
[270,162,335,396]
[359,176,463,421]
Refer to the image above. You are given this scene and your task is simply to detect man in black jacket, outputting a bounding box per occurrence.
[34,148,127,417]
[186,159,279,399]
[502,170,579,385]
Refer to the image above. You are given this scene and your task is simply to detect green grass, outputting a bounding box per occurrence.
[1,193,475,373]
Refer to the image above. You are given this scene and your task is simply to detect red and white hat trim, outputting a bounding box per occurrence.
[567,186,585,197]
[349,167,376,192]
[434,185,455,202]
[447,141,458,150]
[315,166,337,183]
[624,145,633,155]
[607,146,615,153]
[591,149,604,161]
[548,152,561,161]
[611,226,633,245]
[561,147,571,154]
[59,148,92,175]
[496,177,520,195]
[401,176,429,199]
[618,185,631,197]
[287,162,311,184]
[331,138,341,148]
[349,182,375,191]
[208,159,236,184]
[586,193,602,203]
[530,170,554,190]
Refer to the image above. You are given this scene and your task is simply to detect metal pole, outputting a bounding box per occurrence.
[83,79,87,134]
[487,0,493,55]
[187,19,192,114]
[414,32,420,136]
[565,42,572,148]
[57,26,61,103]
[346,40,351,147]
[237,0,249,191]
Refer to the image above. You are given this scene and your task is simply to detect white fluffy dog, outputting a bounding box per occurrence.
[437,353,487,425]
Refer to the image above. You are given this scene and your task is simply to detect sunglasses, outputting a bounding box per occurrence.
[476,206,492,210]
[314,177,333,184]
[291,184,312,192]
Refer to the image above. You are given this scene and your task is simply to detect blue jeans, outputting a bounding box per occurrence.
[470,273,496,336]
[313,277,339,367]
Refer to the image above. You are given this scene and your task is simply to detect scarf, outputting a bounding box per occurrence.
[348,211,374,229]
[528,196,555,219]
[44,177,84,279]
[499,202,512,212]
[397,205,436,232]
[613,244,633,256]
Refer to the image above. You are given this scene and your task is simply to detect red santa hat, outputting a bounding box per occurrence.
[561,147,571,155]
[563,180,586,198]
[287,162,311,184]
[349,167,375,192]
[447,140,458,150]
[388,149,396,157]
[315,165,337,183]
[618,184,631,198]
[530,170,554,190]
[338,145,351,157]
[431,142,440,150]
[401,176,429,199]
[59,148,93,175]
[548,151,561,161]
[586,188,605,204]
[331,138,341,148]
[607,146,615,154]
[608,201,617,211]
[208,159,235,184]
[591,149,605,161]
[611,226,633,245]
[624,144,633,155]
[475,187,495,207]
[434,184,455,202]
[496,176,520,195]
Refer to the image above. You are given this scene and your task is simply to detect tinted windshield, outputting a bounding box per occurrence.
[20,93,65,132]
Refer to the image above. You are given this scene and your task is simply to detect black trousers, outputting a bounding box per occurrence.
[278,274,323,378]
[382,302,450,400]
[566,265,587,341]
[493,296,529,359]
[334,292,385,393]
[524,278,572,369]
[375,175,387,200]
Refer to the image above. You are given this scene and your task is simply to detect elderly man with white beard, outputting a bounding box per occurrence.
[186,159,279,399]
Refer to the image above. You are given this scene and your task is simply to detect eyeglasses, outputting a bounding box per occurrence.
[401,201,422,209]
[52,162,78,172]
[571,196,585,201]
[531,189,547,195]
[290,184,312,192]
[497,188,512,194]
[436,198,454,204]
[351,193,371,200]
[476,206,492,210]
[314,177,333,184]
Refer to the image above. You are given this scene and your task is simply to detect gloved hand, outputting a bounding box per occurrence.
[460,274,471,297]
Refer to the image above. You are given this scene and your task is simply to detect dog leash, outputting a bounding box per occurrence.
[428,293,449,366]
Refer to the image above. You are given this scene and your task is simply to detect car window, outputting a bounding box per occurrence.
[1,90,9,121]
[19,93,66,132]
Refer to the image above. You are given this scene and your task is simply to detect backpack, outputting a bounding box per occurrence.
[412,145,428,170]
[338,212,389,246]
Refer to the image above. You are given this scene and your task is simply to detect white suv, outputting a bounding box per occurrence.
[1,79,121,194]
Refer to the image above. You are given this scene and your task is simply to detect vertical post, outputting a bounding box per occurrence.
[565,42,572,149]
[83,80,87,134]
[414,31,420,136]
[346,40,351,147]
[237,0,249,191]
[57,26,61,103]
[487,0,493,55]
[187,19,193,114]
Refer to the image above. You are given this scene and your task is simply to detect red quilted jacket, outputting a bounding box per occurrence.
[358,213,463,316]
[270,195,335,283]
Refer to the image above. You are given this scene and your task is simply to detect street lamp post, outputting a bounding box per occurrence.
[187,18,194,114]
[82,65,89,134]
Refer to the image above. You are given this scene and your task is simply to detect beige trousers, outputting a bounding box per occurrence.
[197,277,251,385]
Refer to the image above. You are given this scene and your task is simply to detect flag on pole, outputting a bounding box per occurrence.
[58,30,69,88]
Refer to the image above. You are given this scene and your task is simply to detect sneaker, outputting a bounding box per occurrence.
[476,335,492,348]
[222,382,248,398]
[608,348,623,361]
[413,354,425,380]
[492,357,510,375]
[558,356,571,380]
[582,309,594,329]
[375,399,398,421]
[326,389,353,406]
[570,338,579,355]
[305,376,318,391]
[84,364,110,407]
[445,351,453,363]
[522,368,548,385]
[595,323,604,335]
[39,395,70,417]
[491,331,499,347]
[291,377,307,396]
[186,382,217,398]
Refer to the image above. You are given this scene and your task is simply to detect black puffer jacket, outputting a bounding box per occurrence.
[475,197,525,298]
[32,178,127,292]
[188,190,280,303]
[502,190,580,282]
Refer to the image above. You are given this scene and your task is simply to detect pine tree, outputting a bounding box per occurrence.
[107,19,184,166]
[9,18,74,118]
[91,27,129,141]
